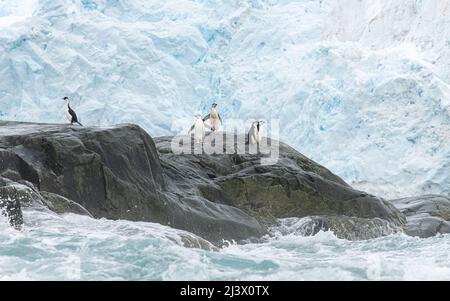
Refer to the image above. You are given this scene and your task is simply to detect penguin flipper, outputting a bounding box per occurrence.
[202,114,211,122]
[188,124,195,134]
[218,113,223,124]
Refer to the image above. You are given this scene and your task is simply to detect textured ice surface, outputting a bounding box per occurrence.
[1,0,450,198]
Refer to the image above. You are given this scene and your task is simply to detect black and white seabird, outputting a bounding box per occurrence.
[248,120,265,145]
[188,115,206,144]
[63,97,83,126]
[203,103,222,132]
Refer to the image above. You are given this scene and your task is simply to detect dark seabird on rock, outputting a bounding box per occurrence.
[63,97,83,126]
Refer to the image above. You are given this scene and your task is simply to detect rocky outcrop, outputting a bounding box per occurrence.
[0,187,23,229]
[391,195,450,238]
[0,121,264,243]
[155,135,406,237]
[0,178,32,230]
[270,216,400,241]
[0,121,166,220]
[0,121,410,244]
[39,191,93,217]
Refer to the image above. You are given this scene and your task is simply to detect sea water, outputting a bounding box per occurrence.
[1,209,450,281]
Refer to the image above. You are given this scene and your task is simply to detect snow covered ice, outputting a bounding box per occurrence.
[1,0,450,199]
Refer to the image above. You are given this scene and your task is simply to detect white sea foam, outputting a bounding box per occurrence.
[1,209,450,281]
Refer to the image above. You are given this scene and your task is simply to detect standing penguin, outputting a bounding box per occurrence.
[189,115,206,144]
[63,97,83,126]
[203,103,222,132]
[248,121,265,145]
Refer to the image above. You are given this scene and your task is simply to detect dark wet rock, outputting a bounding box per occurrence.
[0,122,166,220]
[155,135,406,231]
[40,191,92,217]
[270,216,400,240]
[0,180,26,229]
[178,234,218,251]
[0,121,407,243]
[391,195,450,238]
[0,122,264,244]
[0,198,22,229]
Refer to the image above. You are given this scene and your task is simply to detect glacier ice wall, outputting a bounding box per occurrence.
[1,0,450,199]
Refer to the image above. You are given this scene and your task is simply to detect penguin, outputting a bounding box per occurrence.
[63,97,83,126]
[248,120,265,145]
[203,103,222,132]
[189,115,206,144]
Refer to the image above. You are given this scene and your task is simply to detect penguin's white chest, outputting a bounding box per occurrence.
[249,124,261,145]
[210,108,220,130]
[210,108,219,119]
[194,119,205,143]
[64,105,72,122]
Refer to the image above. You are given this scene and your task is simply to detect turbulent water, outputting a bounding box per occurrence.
[1,209,450,281]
